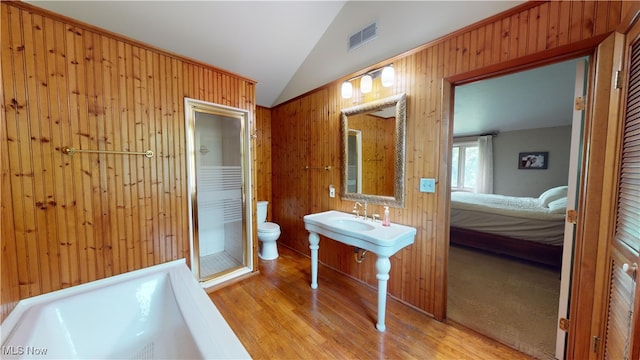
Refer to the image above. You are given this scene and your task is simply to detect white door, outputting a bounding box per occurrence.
[555,58,588,359]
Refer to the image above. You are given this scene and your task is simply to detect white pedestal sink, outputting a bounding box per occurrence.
[303,210,417,331]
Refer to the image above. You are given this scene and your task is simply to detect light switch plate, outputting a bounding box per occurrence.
[419,178,436,193]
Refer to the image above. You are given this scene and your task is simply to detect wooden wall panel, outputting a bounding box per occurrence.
[268,0,627,318]
[256,106,272,217]
[1,2,256,321]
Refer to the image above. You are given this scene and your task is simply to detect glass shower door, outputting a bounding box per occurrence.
[185,98,252,283]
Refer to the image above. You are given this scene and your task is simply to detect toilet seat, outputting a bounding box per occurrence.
[258,222,280,233]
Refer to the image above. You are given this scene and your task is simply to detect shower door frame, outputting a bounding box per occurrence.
[184,97,254,284]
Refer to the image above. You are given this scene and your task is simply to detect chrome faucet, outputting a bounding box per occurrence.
[353,202,363,218]
[353,201,369,220]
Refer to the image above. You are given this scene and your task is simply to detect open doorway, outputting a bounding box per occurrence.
[446,56,588,359]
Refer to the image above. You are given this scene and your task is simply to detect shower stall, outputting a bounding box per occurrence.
[185,98,253,284]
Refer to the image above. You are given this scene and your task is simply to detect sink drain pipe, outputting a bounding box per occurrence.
[353,247,367,263]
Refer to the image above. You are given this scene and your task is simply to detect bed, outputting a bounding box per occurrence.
[449,186,568,268]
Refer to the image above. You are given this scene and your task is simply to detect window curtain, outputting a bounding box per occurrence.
[476,135,493,193]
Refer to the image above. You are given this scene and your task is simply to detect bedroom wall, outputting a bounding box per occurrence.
[493,126,572,197]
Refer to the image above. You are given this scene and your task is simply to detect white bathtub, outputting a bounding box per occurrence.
[1,260,250,359]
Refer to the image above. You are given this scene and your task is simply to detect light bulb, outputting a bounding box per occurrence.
[381,66,394,87]
[360,74,372,93]
[341,81,353,99]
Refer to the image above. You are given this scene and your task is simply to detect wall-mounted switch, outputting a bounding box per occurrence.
[419,178,436,193]
[329,185,335,198]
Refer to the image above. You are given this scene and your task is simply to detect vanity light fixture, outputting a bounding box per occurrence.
[381,65,395,87]
[340,64,394,99]
[341,81,353,99]
[360,74,373,93]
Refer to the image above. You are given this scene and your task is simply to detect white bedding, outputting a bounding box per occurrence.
[450,192,566,220]
[450,191,566,245]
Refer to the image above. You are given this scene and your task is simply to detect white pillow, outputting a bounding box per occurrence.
[539,186,568,207]
[548,197,567,214]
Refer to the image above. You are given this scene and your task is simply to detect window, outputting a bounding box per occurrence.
[451,142,478,191]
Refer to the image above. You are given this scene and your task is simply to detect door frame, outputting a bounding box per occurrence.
[439,35,606,336]
[443,53,590,341]
[585,17,640,359]
[184,97,255,285]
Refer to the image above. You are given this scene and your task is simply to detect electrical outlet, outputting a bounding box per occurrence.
[329,185,335,198]
[419,178,435,193]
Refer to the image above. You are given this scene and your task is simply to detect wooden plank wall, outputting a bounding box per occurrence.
[268,0,628,317]
[1,2,256,321]
[256,106,272,219]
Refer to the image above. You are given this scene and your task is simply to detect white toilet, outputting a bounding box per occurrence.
[257,201,280,260]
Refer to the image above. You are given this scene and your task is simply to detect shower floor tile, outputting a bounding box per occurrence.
[200,251,242,278]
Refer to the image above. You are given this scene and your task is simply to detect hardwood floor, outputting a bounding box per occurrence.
[208,245,533,359]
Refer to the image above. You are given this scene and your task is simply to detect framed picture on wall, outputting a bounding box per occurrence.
[518,151,548,169]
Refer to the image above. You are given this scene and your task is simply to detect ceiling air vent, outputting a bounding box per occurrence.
[348,22,377,51]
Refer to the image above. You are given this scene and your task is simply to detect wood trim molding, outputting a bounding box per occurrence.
[616,3,640,33]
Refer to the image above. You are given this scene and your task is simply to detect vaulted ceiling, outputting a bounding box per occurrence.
[27,1,524,108]
[29,1,577,136]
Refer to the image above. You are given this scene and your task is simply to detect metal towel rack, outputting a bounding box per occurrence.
[61,146,154,158]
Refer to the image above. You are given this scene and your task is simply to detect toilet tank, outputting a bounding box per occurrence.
[257,201,268,223]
